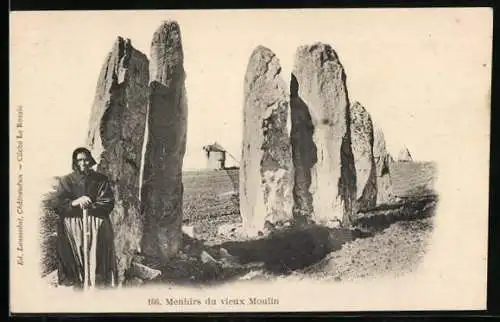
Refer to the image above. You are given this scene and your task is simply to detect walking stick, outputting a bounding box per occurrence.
[82,208,89,290]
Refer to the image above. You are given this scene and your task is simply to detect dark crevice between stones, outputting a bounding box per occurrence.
[122,38,132,69]
[381,155,391,176]
[290,73,317,223]
[357,157,378,213]
[339,70,357,227]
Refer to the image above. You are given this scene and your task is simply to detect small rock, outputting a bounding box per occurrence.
[200,250,218,266]
[219,247,233,258]
[182,225,195,238]
[129,261,162,280]
[239,270,264,281]
[177,251,190,260]
[324,219,342,229]
[218,191,237,197]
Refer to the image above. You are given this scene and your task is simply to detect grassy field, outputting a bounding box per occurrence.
[181,161,438,219]
[182,169,240,224]
[182,169,241,241]
[390,161,437,198]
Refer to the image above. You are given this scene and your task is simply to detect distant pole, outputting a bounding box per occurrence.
[82,208,89,290]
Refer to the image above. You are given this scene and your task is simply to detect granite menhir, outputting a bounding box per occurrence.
[86,37,149,285]
[350,101,377,212]
[373,127,395,204]
[240,46,294,236]
[291,43,356,227]
[397,146,413,162]
[140,21,188,263]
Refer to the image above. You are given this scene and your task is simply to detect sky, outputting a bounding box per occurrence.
[10,9,492,177]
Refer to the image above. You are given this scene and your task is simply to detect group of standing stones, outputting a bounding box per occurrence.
[86,21,186,283]
[240,43,396,235]
[84,19,397,283]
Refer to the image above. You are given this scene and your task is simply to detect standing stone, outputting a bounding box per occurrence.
[291,43,356,227]
[86,37,149,284]
[398,146,413,162]
[240,46,294,236]
[373,127,395,204]
[388,153,395,164]
[141,21,187,263]
[350,102,377,212]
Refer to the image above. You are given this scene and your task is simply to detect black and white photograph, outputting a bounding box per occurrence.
[10,8,491,313]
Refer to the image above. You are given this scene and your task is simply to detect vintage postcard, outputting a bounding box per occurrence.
[10,8,492,313]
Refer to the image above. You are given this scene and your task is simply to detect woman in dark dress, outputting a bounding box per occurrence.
[46,147,118,288]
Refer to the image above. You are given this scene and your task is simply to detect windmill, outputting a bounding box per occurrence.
[202,142,240,170]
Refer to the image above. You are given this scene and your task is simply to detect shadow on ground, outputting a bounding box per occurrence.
[352,195,438,233]
[135,195,437,288]
[216,225,354,273]
[137,225,354,288]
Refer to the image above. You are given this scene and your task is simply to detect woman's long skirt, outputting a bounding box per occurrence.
[56,214,118,288]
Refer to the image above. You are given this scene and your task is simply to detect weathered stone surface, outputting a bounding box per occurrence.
[291,43,356,226]
[240,46,294,236]
[141,21,187,263]
[350,102,377,212]
[86,37,149,285]
[398,147,413,162]
[373,127,395,204]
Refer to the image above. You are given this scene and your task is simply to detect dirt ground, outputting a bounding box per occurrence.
[295,217,433,281]
[134,195,437,288]
[40,168,437,287]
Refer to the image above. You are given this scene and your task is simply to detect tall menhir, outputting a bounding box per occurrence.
[140,21,188,263]
[291,43,356,227]
[86,37,149,285]
[240,46,294,236]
